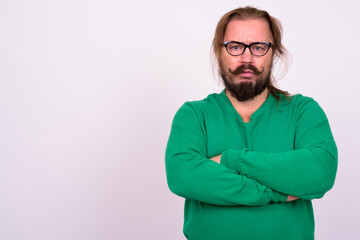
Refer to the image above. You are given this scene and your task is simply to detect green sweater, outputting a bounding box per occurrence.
[165,90,337,240]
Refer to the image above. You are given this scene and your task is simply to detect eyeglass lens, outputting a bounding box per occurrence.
[226,42,270,56]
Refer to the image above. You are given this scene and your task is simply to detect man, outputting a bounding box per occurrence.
[165,6,337,240]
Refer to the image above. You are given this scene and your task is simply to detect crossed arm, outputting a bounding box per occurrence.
[210,155,297,201]
[165,100,337,206]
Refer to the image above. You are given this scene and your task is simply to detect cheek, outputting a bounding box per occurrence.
[220,49,237,65]
[220,57,236,71]
[258,57,273,72]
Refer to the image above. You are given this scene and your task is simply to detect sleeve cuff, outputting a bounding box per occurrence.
[271,190,288,203]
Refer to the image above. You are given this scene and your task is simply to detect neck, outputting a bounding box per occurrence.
[226,88,269,123]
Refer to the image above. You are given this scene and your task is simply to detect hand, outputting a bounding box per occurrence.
[210,155,221,163]
[287,195,299,202]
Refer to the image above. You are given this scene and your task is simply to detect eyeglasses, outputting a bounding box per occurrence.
[223,41,272,57]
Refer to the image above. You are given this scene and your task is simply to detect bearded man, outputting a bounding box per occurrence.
[165,6,337,240]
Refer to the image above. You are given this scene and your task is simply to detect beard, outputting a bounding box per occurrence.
[220,63,271,101]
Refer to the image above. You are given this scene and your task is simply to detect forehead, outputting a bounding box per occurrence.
[224,18,273,43]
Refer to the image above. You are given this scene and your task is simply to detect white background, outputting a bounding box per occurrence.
[0,0,359,239]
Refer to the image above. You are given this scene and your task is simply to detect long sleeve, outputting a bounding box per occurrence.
[220,98,338,200]
[165,103,288,206]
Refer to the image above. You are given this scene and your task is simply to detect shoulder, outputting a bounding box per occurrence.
[290,94,317,106]
[274,93,327,121]
[291,94,323,112]
[282,94,328,122]
[177,91,225,115]
[171,91,226,127]
[171,92,224,131]
[277,93,321,110]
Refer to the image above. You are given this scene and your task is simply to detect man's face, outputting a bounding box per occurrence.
[220,18,274,101]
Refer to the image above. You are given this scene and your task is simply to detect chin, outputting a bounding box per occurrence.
[240,79,255,83]
[233,77,255,84]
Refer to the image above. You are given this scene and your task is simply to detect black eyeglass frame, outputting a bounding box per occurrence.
[223,41,273,57]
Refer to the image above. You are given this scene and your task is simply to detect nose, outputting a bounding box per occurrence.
[239,47,253,64]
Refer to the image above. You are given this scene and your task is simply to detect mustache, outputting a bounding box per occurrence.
[229,64,264,75]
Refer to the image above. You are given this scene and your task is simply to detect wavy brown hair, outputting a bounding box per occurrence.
[212,6,290,100]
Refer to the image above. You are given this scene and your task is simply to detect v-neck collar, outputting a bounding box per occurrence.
[218,89,275,124]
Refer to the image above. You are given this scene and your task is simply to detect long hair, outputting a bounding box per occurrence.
[212,6,291,100]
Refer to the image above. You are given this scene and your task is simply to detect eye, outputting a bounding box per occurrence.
[227,43,244,53]
[250,43,269,55]
[253,45,265,51]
